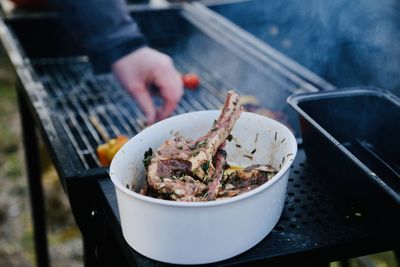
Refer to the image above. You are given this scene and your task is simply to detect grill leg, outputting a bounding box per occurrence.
[66,178,100,267]
[17,88,50,267]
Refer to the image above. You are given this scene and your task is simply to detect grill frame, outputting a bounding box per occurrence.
[0,4,333,179]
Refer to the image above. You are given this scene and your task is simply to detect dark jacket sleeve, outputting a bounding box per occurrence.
[49,0,147,73]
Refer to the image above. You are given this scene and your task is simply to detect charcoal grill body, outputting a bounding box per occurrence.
[1,2,400,267]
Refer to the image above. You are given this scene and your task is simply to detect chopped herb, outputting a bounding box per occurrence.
[197,140,207,146]
[227,134,233,142]
[233,101,238,106]
[188,144,196,150]
[126,184,129,189]
[274,131,277,141]
[211,128,217,132]
[142,147,153,169]
[201,161,210,173]
[191,151,200,157]
[177,145,183,150]
[243,155,253,160]
[281,138,286,143]
[282,157,285,164]
[236,144,241,148]
[254,133,259,143]
[189,139,207,150]
[213,119,217,126]
[250,148,256,154]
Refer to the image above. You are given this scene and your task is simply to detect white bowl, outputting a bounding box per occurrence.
[109,111,297,264]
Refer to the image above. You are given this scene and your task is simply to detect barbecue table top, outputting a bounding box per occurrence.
[96,149,400,266]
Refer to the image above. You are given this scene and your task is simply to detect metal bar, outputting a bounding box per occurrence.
[182,93,210,110]
[17,87,50,267]
[185,2,336,91]
[51,63,108,144]
[49,65,99,148]
[98,76,145,133]
[179,97,198,112]
[60,114,90,169]
[95,106,122,137]
[176,56,237,99]
[174,60,223,109]
[100,76,149,128]
[61,64,139,137]
[60,70,124,139]
[184,11,314,93]
[40,63,97,168]
[174,60,228,108]
[182,3,319,92]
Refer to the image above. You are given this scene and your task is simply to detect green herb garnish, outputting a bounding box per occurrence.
[201,161,210,173]
[142,147,153,169]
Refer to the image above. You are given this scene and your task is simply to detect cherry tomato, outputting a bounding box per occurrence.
[182,73,200,89]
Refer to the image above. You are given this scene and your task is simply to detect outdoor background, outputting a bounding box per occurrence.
[0,44,397,266]
[0,46,82,266]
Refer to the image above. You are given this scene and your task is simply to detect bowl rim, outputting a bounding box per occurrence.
[109,110,297,207]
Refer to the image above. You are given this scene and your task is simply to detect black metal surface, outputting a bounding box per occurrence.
[288,88,400,223]
[18,87,50,267]
[2,7,316,174]
[96,149,400,266]
[30,57,227,170]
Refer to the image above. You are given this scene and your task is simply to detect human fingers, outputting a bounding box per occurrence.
[153,59,183,120]
[126,82,157,125]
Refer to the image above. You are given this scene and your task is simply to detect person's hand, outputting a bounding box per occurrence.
[112,47,183,125]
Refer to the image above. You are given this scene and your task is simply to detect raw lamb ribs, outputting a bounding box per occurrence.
[146,90,242,201]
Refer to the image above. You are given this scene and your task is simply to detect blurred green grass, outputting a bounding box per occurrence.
[0,45,82,266]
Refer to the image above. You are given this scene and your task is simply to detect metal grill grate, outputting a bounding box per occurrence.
[29,43,311,170]
[30,57,232,169]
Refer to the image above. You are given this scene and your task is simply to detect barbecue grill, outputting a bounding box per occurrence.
[1,1,400,266]
[4,5,320,174]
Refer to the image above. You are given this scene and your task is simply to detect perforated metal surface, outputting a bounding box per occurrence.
[270,154,368,247]
[97,149,391,266]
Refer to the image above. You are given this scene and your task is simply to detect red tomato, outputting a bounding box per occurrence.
[182,73,200,89]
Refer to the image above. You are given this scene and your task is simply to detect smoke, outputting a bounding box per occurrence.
[211,0,400,95]
[136,1,400,136]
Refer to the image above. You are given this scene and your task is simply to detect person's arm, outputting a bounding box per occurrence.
[49,0,183,124]
[49,0,146,73]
